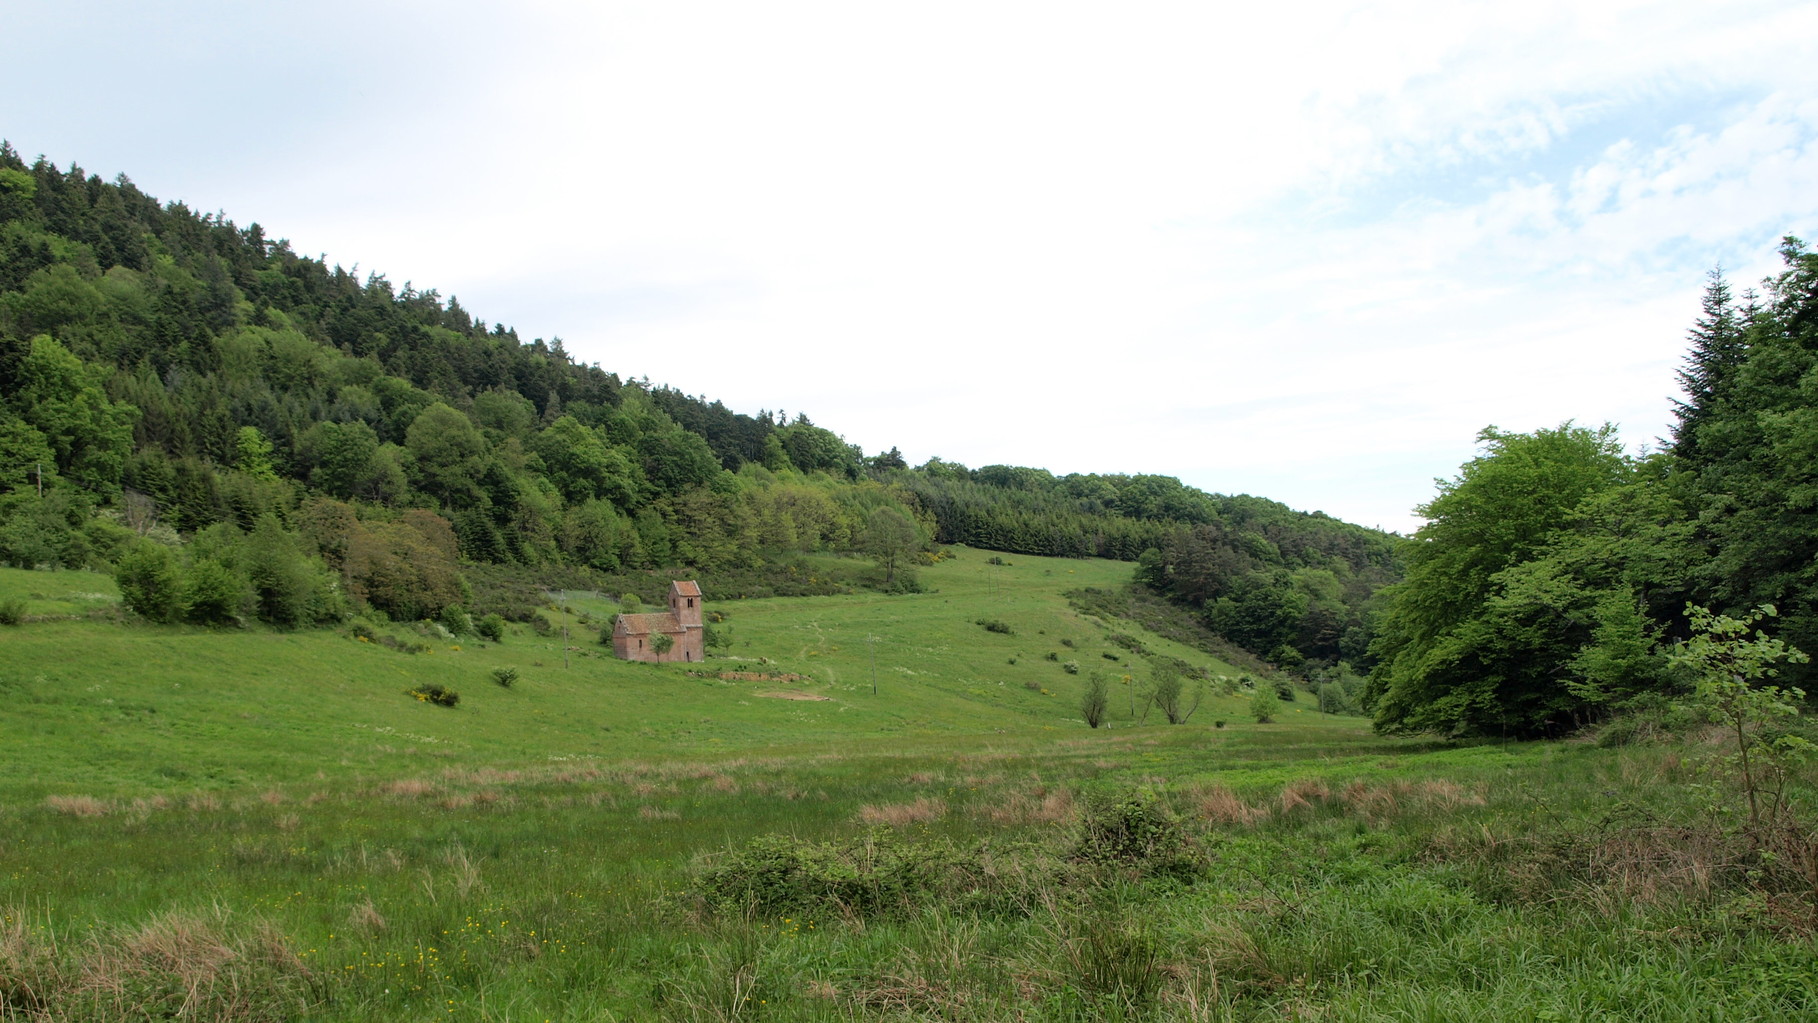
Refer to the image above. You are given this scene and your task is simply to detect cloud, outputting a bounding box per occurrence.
[10,0,1818,534]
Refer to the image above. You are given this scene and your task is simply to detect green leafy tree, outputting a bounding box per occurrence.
[1081,671,1110,728]
[298,420,379,500]
[233,426,278,480]
[1672,603,1811,831]
[1367,423,1646,737]
[862,506,921,588]
[0,418,56,492]
[6,335,135,491]
[183,557,248,626]
[243,514,342,627]
[114,540,183,623]
[1249,684,1276,724]
[534,414,640,507]
[1145,662,1203,725]
[404,402,488,510]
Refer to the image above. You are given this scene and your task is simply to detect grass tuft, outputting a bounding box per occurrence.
[44,794,109,818]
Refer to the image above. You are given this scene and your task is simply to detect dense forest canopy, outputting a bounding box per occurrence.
[1366,247,1818,737]
[0,146,1397,673]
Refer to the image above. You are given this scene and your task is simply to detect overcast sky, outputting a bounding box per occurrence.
[9,1,1818,531]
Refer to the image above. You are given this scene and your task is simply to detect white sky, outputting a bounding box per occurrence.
[9,0,1818,532]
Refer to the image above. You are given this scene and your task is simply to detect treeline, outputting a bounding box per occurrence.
[1366,247,1818,738]
[0,146,1401,656]
[892,463,1402,670]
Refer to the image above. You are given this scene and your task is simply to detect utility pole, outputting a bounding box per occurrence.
[35,463,42,498]
[869,634,877,696]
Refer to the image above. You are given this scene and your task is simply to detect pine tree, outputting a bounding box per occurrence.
[1671,267,1749,464]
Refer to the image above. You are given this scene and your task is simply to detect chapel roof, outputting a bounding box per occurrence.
[616,612,681,636]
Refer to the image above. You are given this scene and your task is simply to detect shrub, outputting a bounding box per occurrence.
[407,683,460,707]
[1060,637,1075,648]
[182,558,247,627]
[476,613,505,642]
[977,618,1013,635]
[1101,651,1119,660]
[1073,790,1200,879]
[114,541,183,623]
[1250,686,1276,724]
[439,603,474,637]
[529,612,553,636]
[1273,677,1297,702]
[490,667,518,689]
[692,832,1021,919]
[1108,632,1147,654]
[1062,660,1081,675]
[0,598,24,625]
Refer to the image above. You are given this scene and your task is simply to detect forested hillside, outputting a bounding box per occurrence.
[1366,251,1818,738]
[0,146,1395,670]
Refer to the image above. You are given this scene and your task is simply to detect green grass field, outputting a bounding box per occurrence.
[2,550,1814,1021]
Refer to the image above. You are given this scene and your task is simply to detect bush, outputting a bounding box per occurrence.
[439,603,474,637]
[690,831,1037,920]
[1073,790,1200,879]
[1062,660,1081,675]
[183,559,247,627]
[490,667,518,689]
[530,613,554,636]
[407,683,460,707]
[114,541,183,623]
[1250,685,1276,724]
[476,613,505,642]
[977,618,1013,635]
[1107,632,1147,654]
[0,598,24,625]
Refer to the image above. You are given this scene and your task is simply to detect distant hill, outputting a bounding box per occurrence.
[0,144,1400,672]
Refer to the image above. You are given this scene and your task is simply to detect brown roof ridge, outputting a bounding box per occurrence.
[617,612,682,635]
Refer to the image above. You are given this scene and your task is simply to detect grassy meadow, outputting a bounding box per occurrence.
[2,550,1815,1021]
